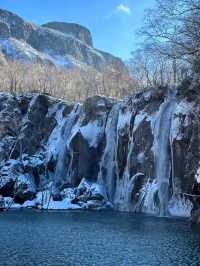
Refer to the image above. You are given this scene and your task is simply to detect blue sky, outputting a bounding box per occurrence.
[0,0,155,60]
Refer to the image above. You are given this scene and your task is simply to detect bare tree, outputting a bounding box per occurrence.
[128,0,199,89]
[0,60,136,100]
[139,0,200,73]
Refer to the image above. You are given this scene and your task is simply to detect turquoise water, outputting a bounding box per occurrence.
[0,210,200,266]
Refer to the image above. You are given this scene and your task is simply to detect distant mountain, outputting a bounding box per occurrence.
[0,8,127,74]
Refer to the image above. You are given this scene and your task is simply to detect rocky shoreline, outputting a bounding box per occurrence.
[0,178,111,211]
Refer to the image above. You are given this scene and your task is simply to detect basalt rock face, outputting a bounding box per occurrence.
[0,8,127,73]
[0,78,200,214]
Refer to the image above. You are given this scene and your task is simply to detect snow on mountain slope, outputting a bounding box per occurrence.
[0,8,128,74]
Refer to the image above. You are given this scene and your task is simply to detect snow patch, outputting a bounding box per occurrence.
[117,109,131,130]
[0,37,53,64]
[133,111,151,132]
[80,121,102,148]
[171,100,193,140]
[175,100,194,115]
[70,120,103,148]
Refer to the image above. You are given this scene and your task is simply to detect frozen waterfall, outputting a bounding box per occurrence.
[154,97,175,216]
[97,104,120,201]
[54,104,80,188]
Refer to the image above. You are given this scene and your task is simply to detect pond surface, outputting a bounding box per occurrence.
[0,210,200,266]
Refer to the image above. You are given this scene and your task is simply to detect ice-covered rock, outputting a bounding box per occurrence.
[0,77,200,216]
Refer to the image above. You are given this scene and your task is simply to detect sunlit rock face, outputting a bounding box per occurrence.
[0,77,200,215]
[42,22,93,47]
[0,8,127,73]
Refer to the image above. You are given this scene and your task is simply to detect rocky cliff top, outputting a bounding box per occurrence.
[42,21,93,47]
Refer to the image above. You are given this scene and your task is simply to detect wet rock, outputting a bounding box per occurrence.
[0,195,5,208]
[77,194,90,203]
[0,179,15,197]
[14,185,36,204]
[191,209,200,224]
[52,193,63,201]
[83,96,114,121]
[128,119,154,180]
[90,193,104,201]
[77,178,90,193]
[47,156,57,173]
[87,200,104,209]
[90,183,106,201]
[70,179,106,207]
[69,131,104,185]
[20,94,56,155]
[151,86,168,100]
[71,197,79,205]
[171,99,199,195]
[117,131,129,178]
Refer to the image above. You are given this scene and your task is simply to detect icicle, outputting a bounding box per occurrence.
[98,104,120,201]
[153,96,175,216]
[54,104,81,186]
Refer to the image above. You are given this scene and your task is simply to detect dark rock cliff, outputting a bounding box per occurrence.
[0,76,199,215]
